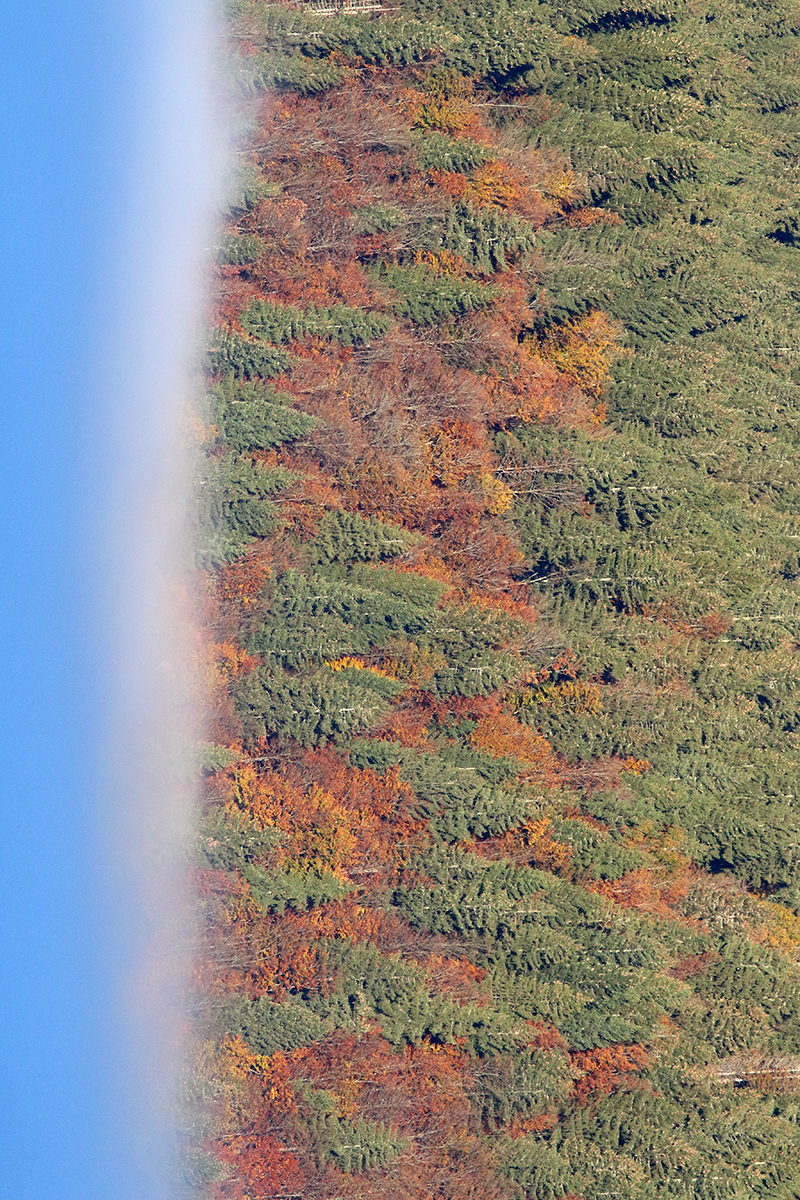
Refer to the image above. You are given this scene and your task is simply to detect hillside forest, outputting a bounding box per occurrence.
[184,1,800,1197]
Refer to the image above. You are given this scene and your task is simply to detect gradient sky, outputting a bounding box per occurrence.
[0,3,218,1196]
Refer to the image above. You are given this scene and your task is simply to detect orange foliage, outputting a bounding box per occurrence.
[470,711,559,781]
[506,1111,559,1138]
[209,1029,514,1200]
[275,462,341,542]
[295,1032,508,1195]
[211,641,259,681]
[411,247,469,276]
[526,1021,568,1052]
[213,549,272,610]
[476,816,572,872]
[467,160,525,210]
[199,61,636,1200]
[589,867,694,922]
[484,337,599,429]
[223,757,423,881]
[375,702,434,747]
[430,167,470,200]
[571,1043,649,1105]
[639,601,732,640]
[229,762,357,878]
[544,168,583,208]
[669,949,721,980]
[213,1134,306,1200]
[565,205,622,228]
[754,898,800,962]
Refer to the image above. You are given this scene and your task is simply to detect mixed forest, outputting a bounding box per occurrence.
[184,1,800,1196]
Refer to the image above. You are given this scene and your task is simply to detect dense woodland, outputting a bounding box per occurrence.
[184,1,800,1196]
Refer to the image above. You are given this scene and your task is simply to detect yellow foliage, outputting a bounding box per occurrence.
[544,169,583,207]
[424,423,480,486]
[326,655,397,680]
[220,1034,268,1080]
[520,680,603,716]
[622,824,691,872]
[478,815,572,872]
[566,206,622,228]
[466,160,522,210]
[533,311,626,400]
[480,472,514,515]
[213,640,258,680]
[326,655,366,671]
[228,764,357,878]
[413,71,475,135]
[379,636,448,686]
[756,899,800,961]
[622,756,651,776]
[412,248,467,277]
[470,712,559,785]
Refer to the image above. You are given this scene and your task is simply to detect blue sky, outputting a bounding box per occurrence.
[0,3,219,1195]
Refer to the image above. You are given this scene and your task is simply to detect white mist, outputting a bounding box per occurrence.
[97,1,226,1195]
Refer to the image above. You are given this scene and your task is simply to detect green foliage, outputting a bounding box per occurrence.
[502,410,800,897]
[195,741,239,774]
[296,1083,410,1174]
[195,453,294,567]
[175,1146,230,1195]
[348,737,404,772]
[205,379,318,453]
[353,201,408,234]
[244,861,354,913]
[233,664,392,746]
[222,995,327,1054]
[413,130,492,173]
[241,297,393,346]
[502,1076,800,1200]
[242,564,525,695]
[326,1115,407,1174]
[304,938,535,1055]
[426,604,526,697]
[203,4,800,1195]
[235,49,344,96]
[243,567,440,669]
[395,851,691,1049]
[373,261,499,324]
[215,230,265,267]
[373,1,596,82]
[195,379,316,567]
[224,162,279,214]
[441,201,538,273]
[474,1047,571,1131]
[310,509,417,564]
[195,810,283,872]
[206,328,289,380]
[549,816,647,881]
[393,746,529,837]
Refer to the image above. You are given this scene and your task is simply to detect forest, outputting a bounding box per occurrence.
[183,1,800,1196]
